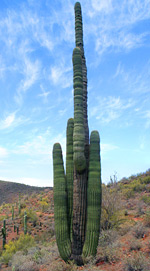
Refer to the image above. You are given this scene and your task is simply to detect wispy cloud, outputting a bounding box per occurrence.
[0,112,29,130]
[50,62,72,88]
[113,62,150,95]
[91,0,112,14]
[1,112,16,129]
[15,57,41,105]
[13,128,66,160]
[85,0,150,55]
[38,85,50,103]
[90,96,135,124]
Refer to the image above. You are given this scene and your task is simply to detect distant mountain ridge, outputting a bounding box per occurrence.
[0,180,52,205]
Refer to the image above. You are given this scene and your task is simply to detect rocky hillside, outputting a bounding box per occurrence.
[0,180,52,205]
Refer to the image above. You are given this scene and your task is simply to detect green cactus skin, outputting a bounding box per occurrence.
[74,2,89,163]
[82,131,101,257]
[2,219,6,250]
[24,211,27,235]
[19,202,21,215]
[12,205,14,220]
[73,47,86,173]
[53,2,101,264]
[53,143,71,261]
[18,195,21,215]
[66,118,74,240]
[17,225,19,235]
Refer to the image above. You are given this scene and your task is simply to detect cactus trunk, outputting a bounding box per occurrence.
[24,211,27,235]
[53,2,101,265]
[2,219,6,250]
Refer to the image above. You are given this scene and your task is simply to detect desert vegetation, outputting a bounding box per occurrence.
[0,170,149,270]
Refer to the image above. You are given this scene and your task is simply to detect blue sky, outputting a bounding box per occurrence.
[0,0,150,187]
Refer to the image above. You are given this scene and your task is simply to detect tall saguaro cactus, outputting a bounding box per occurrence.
[2,219,6,250]
[53,2,101,265]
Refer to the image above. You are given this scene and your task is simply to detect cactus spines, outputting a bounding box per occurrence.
[53,2,101,264]
[53,143,71,261]
[73,47,86,173]
[2,219,6,250]
[24,211,27,235]
[66,118,74,240]
[83,131,101,257]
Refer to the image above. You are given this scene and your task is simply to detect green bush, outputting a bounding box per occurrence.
[123,188,135,199]
[141,195,150,205]
[0,234,35,264]
[141,176,150,184]
[121,178,148,199]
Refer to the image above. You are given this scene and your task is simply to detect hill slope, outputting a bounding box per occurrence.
[0,180,52,205]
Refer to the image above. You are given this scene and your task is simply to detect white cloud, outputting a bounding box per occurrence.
[95,30,148,55]
[0,146,8,158]
[1,112,15,129]
[50,63,72,88]
[92,0,112,13]
[91,96,135,124]
[0,111,30,130]
[38,85,50,103]
[15,57,41,105]
[86,0,150,55]
[13,128,66,160]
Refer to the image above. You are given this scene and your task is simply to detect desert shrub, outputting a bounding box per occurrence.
[132,181,146,192]
[97,229,120,263]
[141,195,150,205]
[0,215,7,221]
[0,234,35,264]
[19,261,39,271]
[39,199,49,212]
[123,188,135,199]
[143,211,150,227]
[136,202,145,216]
[132,223,147,239]
[99,229,118,247]
[122,178,148,199]
[101,185,123,230]
[119,223,132,236]
[123,252,150,271]
[141,176,150,184]
[129,238,142,251]
[97,241,120,263]
[20,202,26,209]
[147,240,150,251]
[47,259,77,271]
[11,251,39,271]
